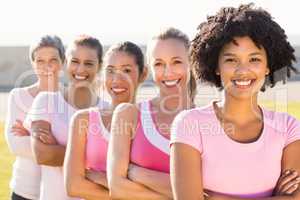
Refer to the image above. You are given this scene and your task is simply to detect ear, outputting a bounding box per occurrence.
[61,59,67,70]
[139,66,148,83]
[215,68,220,76]
[97,62,102,72]
[266,67,270,75]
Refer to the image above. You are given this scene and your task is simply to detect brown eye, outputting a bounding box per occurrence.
[225,58,236,63]
[106,68,114,73]
[173,60,182,65]
[50,58,59,63]
[124,68,131,73]
[85,62,94,67]
[154,62,163,67]
[250,57,261,62]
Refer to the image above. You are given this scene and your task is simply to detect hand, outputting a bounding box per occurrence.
[11,120,30,136]
[32,128,58,145]
[274,169,300,196]
[204,190,228,200]
[127,163,142,182]
[85,169,108,188]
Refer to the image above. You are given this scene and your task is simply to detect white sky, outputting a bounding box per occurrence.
[0,0,300,46]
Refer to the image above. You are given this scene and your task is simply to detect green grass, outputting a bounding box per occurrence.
[0,122,14,200]
[0,102,299,199]
[260,101,300,119]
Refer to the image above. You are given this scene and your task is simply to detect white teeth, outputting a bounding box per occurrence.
[112,88,126,93]
[74,75,87,80]
[234,80,252,86]
[163,79,179,86]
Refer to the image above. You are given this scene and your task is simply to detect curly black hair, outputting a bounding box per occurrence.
[190,3,298,91]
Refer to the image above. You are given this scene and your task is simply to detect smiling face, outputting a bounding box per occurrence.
[149,38,190,97]
[32,47,63,79]
[66,45,100,86]
[104,50,142,103]
[218,36,270,99]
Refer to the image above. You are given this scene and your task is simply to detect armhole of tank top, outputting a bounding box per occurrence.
[131,103,142,140]
[87,108,98,137]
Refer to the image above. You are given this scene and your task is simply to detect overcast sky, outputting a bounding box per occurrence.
[1,0,299,46]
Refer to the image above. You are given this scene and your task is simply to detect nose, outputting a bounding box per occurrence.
[235,61,250,74]
[42,62,55,73]
[112,70,125,83]
[76,64,86,74]
[163,64,175,77]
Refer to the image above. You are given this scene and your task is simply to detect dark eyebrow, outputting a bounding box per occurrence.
[249,52,263,56]
[222,53,236,57]
[172,56,183,60]
[84,60,97,63]
[154,58,164,62]
[222,52,262,57]
[121,64,132,67]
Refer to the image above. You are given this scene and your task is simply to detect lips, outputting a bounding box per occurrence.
[231,79,256,89]
[162,79,181,87]
[74,74,89,81]
[111,87,127,94]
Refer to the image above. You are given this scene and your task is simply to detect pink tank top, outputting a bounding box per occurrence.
[130,101,170,173]
[85,109,110,172]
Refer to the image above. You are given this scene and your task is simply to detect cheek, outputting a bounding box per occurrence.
[124,73,139,89]
[104,76,112,90]
[252,65,268,77]
[33,62,44,70]
[220,64,234,76]
[51,63,62,72]
[178,66,189,80]
[152,68,164,83]
[88,68,98,77]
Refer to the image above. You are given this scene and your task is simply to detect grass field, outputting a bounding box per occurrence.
[0,102,300,200]
[0,122,14,199]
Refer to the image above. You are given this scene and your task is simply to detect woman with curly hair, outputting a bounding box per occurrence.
[170,3,300,200]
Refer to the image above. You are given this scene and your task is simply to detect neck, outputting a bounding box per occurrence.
[30,77,59,97]
[111,95,136,110]
[158,89,193,113]
[66,85,98,109]
[37,76,59,92]
[220,93,261,122]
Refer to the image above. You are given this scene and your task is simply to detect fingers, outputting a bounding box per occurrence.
[128,163,135,170]
[85,169,92,178]
[36,128,50,134]
[284,184,299,195]
[12,120,29,136]
[38,133,50,144]
[14,120,22,126]
[38,132,56,144]
[12,123,23,129]
[12,127,30,136]
[277,170,298,192]
[15,119,23,125]
[13,120,25,128]
[281,176,300,194]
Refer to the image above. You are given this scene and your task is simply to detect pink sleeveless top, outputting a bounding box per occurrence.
[85,109,110,172]
[130,101,170,173]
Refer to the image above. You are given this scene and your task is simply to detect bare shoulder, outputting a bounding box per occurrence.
[113,102,139,120]
[112,103,140,138]
[70,108,92,129]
